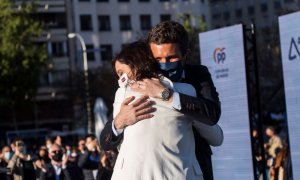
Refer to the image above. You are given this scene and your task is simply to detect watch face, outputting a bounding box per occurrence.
[162,88,170,100]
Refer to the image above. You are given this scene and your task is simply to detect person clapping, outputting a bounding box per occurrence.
[39,143,71,180]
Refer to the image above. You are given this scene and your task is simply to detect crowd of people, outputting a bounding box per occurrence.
[0,135,117,180]
[253,125,292,180]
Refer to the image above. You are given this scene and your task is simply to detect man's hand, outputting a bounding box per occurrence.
[114,95,156,129]
[35,159,43,169]
[131,78,165,99]
[62,154,68,168]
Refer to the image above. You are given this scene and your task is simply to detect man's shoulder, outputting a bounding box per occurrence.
[185,64,208,70]
[184,64,209,74]
[184,64,211,79]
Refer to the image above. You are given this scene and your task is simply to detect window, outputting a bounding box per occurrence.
[118,0,130,2]
[119,15,131,31]
[223,12,230,20]
[51,42,67,57]
[248,6,254,15]
[38,13,67,29]
[39,70,69,87]
[79,0,90,1]
[100,45,113,61]
[98,15,111,31]
[140,15,151,30]
[212,13,221,20]
[139,0,150,2]
[97,0,109,2]
[86,44,95,61]
[260,3,268,12]
[274,1,281,9]
[80,15,92,31]
[160,14,171,22]
[235,9,242,18]
[159,0,169,2]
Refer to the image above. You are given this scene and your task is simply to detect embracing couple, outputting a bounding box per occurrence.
[100,21,223,180]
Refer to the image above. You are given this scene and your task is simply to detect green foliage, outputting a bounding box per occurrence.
[0,0,47,106]
[176,13,207,65]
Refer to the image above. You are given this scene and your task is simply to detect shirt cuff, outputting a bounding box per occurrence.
[112,119,124,136]
[172,91,181,110]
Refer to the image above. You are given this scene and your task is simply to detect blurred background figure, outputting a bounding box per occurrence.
[0,146,12,180]
[34,146,51,179]
[55,136,62,146]
[98,150,117,180]
[66,145,84,180]
[39,143,71,180]
[264,126,283,180]
[45,138,54,152]
[7,138,36,180]
[78,134,101,180]
[252,128,263,180]
[78,139,86,154]
[0,146,12,165]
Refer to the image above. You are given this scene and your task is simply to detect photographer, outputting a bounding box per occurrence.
[7,138,36,180]
[78,134,101,180]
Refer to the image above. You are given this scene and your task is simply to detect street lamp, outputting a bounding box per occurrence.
[68,33,92,133]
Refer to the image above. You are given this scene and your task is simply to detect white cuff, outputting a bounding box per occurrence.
[172,92,181,110]
[112,119,124,136]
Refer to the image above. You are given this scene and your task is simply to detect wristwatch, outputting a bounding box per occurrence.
[161,88,172,101]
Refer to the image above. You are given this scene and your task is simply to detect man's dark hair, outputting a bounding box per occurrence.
[113,41,161,81]
[147,20,189,55]
[85,134,97,141]
[266,126,276,134]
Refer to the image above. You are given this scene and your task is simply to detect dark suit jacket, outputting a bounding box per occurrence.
[39,163,71,180]
[100,64,221,180]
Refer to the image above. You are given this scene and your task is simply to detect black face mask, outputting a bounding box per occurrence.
[159,61,183,82]
[52,153,63,162]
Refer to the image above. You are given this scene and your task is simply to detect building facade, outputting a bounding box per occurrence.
[70,0,210,67]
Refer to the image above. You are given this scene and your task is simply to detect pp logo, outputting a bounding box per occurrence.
[213,47,226,64]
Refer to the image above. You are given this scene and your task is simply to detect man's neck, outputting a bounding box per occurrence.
[51,160,62,167]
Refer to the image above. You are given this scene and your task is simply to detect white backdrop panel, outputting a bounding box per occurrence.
[199,24,254,180]
[279,11,300,179]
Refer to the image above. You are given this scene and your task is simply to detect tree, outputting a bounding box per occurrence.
[0,0,47,107]
[176,13,207,65]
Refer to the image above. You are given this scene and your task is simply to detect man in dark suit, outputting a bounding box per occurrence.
[100,20,221,180]
[39,144,71,180]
